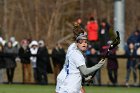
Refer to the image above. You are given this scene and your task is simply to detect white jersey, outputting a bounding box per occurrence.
[56,43,86,93]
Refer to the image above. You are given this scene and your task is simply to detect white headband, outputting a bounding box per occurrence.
[76,33,87,41]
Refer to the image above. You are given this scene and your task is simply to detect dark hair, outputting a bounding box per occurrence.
[101,18,107,23]
[135,30,140,33]
[127,41,135,46]
[89,16,95,21]
[73,23,85,40]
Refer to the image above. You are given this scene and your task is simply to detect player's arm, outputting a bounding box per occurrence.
[78,59,105,76]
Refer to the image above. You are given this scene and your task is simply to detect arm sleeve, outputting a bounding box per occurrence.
[79,59,105,76]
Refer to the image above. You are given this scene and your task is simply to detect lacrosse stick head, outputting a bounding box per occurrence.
[109,31,120,50]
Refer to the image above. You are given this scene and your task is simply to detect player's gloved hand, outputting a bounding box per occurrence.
[98,58,106,66]
[85,75,92,81]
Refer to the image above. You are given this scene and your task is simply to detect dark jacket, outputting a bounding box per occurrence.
[127,32,140,44]
[36,46,51,73]
[18,47,31,64]
[52,47,65,66]
[86,53,99,67]
[4,46,17,68]
[98,23,110,47]
[0,51,5,69]
[0,44,5,69]
[125,47,137,69]
[107,48,118,70]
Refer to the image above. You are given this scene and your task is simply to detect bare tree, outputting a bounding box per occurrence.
[0,0,140,47]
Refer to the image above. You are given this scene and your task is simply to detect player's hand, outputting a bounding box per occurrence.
[98,59,106,66]
[85,75,92,81]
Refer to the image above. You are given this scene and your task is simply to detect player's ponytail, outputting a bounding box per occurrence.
[73,23,86,41]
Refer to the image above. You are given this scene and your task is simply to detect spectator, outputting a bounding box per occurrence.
[106,43,118,86]
[29,40,39,83]
[86,16,99,47]
[36,40,50,84]
[98,19,110,49]
[127,30,140,49]
[9,36,20,63]
[51,43,65,83]
[86,47,101,85]
[18,39,31,83]
[0,43,5,83]
[4,41,18,84]
[125,42,137,86]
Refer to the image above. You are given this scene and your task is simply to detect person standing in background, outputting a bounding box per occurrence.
[29,40,39,83]
[98,19,110,49]
[18,39,31,83]
[36,40,50,84]
[107,46,118,86]
[125,42,137,87]
[4,41,18,84]
[86,47,101,85]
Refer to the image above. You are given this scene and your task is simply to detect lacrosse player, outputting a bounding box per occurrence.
[55,24,106,93]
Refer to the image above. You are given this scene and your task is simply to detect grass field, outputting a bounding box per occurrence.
[0,84,140,93]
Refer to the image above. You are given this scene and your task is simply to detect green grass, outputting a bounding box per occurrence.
[85,86,140,93]
[0,84,140,93]
[0,84,55,93]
